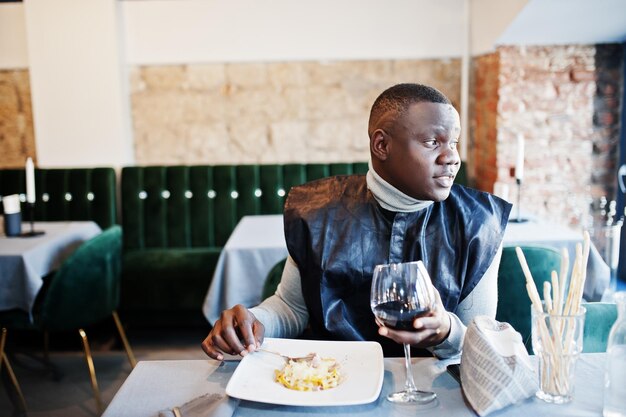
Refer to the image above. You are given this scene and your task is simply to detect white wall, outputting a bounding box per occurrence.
[122,0,465,64]
[2,0,490,69]
[7,1,625,68]
[471,0,528,55]
[0,3,28,69]
[23,0,134,168]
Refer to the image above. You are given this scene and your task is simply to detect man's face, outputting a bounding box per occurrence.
[371,102,461,202]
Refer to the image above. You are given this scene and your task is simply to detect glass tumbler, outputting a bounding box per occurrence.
[531,306,586,404]
[604,291,626,417]
[588,222,622,302]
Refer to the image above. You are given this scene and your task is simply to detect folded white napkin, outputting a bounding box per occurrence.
[460,316,537,416]
[157,393,239,417]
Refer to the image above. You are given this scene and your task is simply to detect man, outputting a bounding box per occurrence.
[202,83,511,359]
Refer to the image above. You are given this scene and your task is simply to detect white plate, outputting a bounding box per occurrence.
[225,338,384,406]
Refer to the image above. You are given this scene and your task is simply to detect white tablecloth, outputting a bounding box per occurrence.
[203,215,288,325]
[0,221,102,313]
[202,213,609,325]
[103,353,607,417]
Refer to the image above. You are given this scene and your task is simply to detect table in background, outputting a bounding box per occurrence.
[505,214,609,300]
[0,221,102,313]
[203,215,288,324]
[103,353,606,417]
[202,212,608,325]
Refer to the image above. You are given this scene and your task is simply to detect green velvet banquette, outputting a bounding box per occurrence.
[0,163,469,329]
[119,163,369,327]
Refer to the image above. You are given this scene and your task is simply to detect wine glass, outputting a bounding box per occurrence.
[370,260,437,404]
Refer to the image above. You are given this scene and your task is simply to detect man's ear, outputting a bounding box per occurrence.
[370,129,389,161]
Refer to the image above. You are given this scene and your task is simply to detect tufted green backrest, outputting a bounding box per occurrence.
[120,163,368,251]
[0,168,117,230]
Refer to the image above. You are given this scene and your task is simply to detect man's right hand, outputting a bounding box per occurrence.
[201,304,265,360]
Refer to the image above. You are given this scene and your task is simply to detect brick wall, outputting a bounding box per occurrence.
[472,45,603,227]
[0,59,461,168]
[471,52,500,191]
[0,70,36,168]
[129,59,461,165]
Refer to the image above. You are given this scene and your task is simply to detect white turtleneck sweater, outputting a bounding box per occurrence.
[250,165,501,359]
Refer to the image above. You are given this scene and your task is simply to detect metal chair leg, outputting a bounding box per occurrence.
[0,328,6,374]
[112,311,137,368]
[1,328,27,412]
[79,329,103,414]
[2,352,28,413]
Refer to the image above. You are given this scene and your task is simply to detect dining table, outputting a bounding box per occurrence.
[102,352,607,417]
[202,213,609,325]
[0,220,102,314]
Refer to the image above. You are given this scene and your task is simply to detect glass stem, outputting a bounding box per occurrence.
[403,343,417,392]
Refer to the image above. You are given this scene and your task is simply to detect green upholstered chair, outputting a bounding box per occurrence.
[0,225,135,414]
[496,245,562,352]
[262,258,288,301]
[582,302,618,353]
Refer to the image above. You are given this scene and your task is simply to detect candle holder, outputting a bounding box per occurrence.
[509,178,529,223]
[20,202,45,237]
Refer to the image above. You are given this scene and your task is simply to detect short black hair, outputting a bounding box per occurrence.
[368,83,451,136]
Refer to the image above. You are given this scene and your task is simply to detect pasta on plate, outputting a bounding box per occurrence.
[274,353,341,391]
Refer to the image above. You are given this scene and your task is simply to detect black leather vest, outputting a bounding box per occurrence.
[284,175,511,357]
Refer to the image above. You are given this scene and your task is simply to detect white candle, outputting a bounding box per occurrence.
[26,157,35,203]
[515,134,525,181]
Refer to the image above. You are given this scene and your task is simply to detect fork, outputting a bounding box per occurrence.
[257,348,315,362]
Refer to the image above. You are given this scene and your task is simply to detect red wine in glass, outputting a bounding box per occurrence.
[372,301,431,331]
